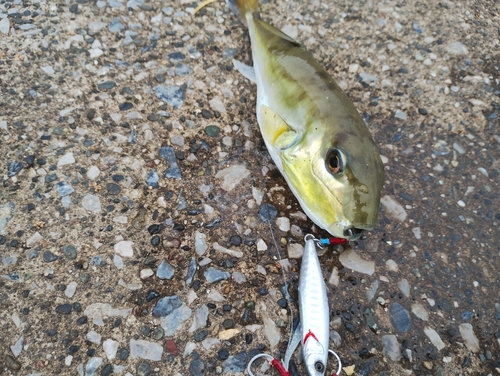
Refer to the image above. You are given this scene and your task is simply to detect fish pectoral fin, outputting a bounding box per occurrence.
[260,105,300,150]
[232,59,256,83]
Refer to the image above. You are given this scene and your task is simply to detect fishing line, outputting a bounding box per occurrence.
[267,220,295,357]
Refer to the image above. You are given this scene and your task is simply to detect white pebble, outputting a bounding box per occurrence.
[103,339,119,360]
[412,227,421,239]
[339,249,375,275]
[477,167,488,177]
[130,339,163,361]
[57,152,75,167]
[82,194,102,213]
[398,279,410,297]
[275,217,290,232]
[287,243,304,259]
[113,255,123,270]
[394,109,407,120]
[140,268,154,279]
[41,66,55,75]
[114,241,134,258]
[88,21,107,32]
[257,265,267,275]
[26,232,43,247]
[170,135,185,146]
[446,41,468,56]
[257,239,267,252]
[0,17,11,35]
[194,231,208,255]
[65,281,78,298]
[209,96,226,113]
[381,195,407,222]
[215,164,250,192]
[87,166,100,180]
[233,271,247,283]
[86,331,102,345]
[424,327,445,351]
[385,259,398,272]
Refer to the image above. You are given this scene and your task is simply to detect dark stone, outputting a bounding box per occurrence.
[141,326,151,336]
[259,204,278,223]
[67,345,80,355]
[136,362,151,376]
[106,183,121,195]
[7,161,23,177]
[55,304,72,314]
[204,125,220,137]
[168,51,185,62]
[277,298,287,308]
[229,235,242,246]
[461,311,474,322]
[25,155,35,166]
[43,251,59,263]
[201,109,213,119]
[159,146,182,179]
[5,355,21,371]
[98,81,116,90]
[189,358,204,376]
[222,319,234,329]
[101,363,113,376]
[194,330,208,342]
[151,235,161,247]
[119,102,134,111]
[77,316,88,325]
[148,224,164,235]
[418,108,428,115]
[47,329,57,337]
[357,358,376,376]
[86,109,96,120]
[389,303,411,333]
[222,352,247,373]
[146,290,160,302]
[62,245,77,260]
[118,348,129,361]
[218,348,229,360]
[240,308,256,325]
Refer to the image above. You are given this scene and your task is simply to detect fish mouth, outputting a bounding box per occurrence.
[343,227,364,241]
[330,222,366,240]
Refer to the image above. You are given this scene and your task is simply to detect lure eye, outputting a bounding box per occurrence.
[314,361,325,372]
[326,149,344,175]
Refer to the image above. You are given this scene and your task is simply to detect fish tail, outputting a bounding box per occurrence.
[226,0,258,26]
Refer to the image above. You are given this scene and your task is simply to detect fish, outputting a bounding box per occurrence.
[227,0,385,240]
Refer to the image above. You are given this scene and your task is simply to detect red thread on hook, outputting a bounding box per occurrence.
[329,237,348,245]
[271,358,290,376]
[303,329,319,344]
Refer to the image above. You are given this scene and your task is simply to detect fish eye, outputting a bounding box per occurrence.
[314,361,325,372]
[326,149,344,175]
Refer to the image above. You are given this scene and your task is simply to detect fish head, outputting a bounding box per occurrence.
[302,338,328,376]
[281,123,384,240]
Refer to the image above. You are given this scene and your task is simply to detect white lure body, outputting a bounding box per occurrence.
[298,236,330,376]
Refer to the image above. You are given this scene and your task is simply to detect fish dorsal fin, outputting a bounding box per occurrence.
[260,105,299,150]
[232,59,256,83]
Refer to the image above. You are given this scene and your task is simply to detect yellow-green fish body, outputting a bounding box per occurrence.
[229,0,384,240]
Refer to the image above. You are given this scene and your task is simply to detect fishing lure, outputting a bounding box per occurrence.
[247,235,343,376]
